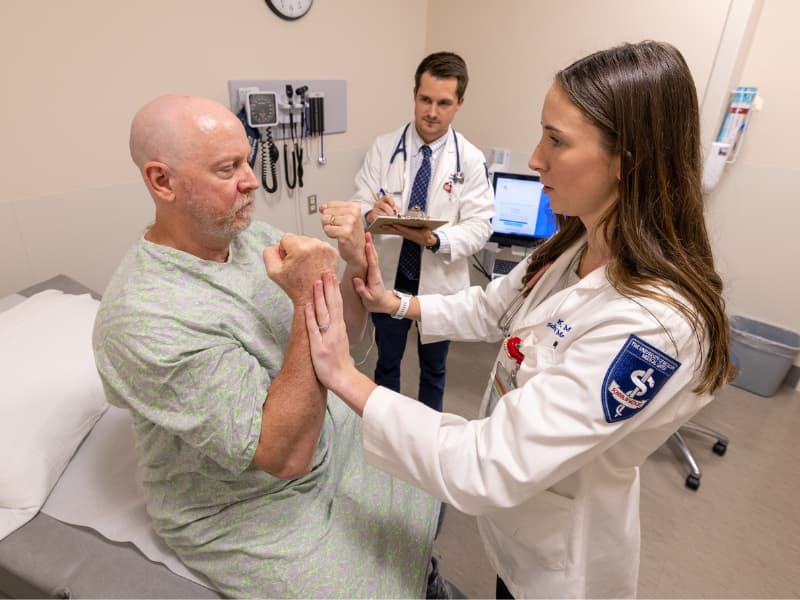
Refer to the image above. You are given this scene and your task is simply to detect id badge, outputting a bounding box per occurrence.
[488,361,517,415]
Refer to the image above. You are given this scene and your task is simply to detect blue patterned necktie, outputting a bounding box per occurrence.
[397,144,432,281]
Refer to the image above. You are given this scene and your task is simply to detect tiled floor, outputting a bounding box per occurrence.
[353,325,800,598]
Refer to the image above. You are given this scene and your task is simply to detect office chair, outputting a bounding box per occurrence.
[669,422,729,490]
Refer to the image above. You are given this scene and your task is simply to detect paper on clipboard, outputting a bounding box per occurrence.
[367,215,447,234]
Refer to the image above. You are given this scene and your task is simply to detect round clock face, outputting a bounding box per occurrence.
[265,0,313,21]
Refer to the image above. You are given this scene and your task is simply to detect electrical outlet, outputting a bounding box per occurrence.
[491,148,511,166]
[307,194,318,214]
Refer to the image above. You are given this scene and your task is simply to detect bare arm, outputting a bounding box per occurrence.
[253,305,326,478]
[254,234,339,479]
[305,272,377,417]
[353,233,422,320]
[320,201,369,342]
[340,260,368,341]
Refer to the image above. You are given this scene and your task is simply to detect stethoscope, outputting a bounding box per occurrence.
[497,261,555,336]
[389,123,465,185]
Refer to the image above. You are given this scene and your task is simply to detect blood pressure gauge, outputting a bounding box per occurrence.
[245,92,279,128]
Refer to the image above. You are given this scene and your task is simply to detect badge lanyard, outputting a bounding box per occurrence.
[497,262,553,338]
[488,262,553,414]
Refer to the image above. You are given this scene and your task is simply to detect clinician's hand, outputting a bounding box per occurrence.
[305,271,375,415]
[320,201,366,270]
[365,193,399,224]
[387,224,437,248]
[263,233,339,306]
[353,233,397,314]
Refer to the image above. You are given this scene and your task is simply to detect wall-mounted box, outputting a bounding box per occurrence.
[227,79,346,142]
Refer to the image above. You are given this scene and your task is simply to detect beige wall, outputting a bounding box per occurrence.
[705,0,799,336]
[426,0,798,341]
[0,0,426,200]
[0,0,428,294]
[2,0,798,349]
[427,0,730,159]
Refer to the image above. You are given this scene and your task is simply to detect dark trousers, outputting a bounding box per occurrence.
[382,274,450,597]
[372,312,449,412]
[372,268,449,412]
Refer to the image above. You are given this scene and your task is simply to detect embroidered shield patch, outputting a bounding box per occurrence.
[602,335,681,423]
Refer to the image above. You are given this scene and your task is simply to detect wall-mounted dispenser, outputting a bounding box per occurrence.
[702,86,762,193]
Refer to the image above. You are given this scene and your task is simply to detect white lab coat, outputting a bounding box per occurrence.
[353,124,494,295]
[361,237,713,598]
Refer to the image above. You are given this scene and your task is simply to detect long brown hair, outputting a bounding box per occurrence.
[523,41,734,394]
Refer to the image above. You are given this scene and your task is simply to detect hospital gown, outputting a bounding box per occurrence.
[92,222,438,598]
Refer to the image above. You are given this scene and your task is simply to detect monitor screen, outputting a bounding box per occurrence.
[489,171,558,248]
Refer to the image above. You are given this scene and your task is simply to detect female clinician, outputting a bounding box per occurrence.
[304,41,734,599]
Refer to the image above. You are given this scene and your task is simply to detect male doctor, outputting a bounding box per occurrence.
[352,51,494,412]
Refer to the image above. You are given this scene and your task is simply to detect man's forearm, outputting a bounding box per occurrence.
[252,307,326,479]
[341,260,368,343]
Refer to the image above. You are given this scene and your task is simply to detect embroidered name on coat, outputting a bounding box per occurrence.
[547,319,572,338]
[602,335,681,423]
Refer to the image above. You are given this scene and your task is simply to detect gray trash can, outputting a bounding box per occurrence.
[729,315,800,397]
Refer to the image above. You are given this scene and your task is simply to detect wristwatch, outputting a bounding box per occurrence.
[391,290,412,319]
[426,232,441,253]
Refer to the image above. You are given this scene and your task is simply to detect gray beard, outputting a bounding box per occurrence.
[184,195,253,240]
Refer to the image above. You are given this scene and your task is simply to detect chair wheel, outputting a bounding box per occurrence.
[713,441,728,456]
[685,474,700,490]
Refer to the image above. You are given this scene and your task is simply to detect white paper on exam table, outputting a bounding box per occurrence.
[41,404,214,589]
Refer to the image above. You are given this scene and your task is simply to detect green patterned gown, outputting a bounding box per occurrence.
[92,222,438,598]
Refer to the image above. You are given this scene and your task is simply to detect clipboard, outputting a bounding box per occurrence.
[367,215,447,234]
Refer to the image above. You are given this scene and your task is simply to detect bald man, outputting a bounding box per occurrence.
[92,95,439,598]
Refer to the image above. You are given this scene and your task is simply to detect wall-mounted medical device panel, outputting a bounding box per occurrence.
[227,79,346,141]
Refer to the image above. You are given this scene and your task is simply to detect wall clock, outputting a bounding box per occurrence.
[265,0,313,21]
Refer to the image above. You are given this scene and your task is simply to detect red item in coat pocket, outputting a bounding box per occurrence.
[504,336,524,365]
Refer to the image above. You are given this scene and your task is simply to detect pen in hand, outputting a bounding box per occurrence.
[377,188,399,216]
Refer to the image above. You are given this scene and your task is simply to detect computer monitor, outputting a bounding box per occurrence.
[489,171,558,248]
